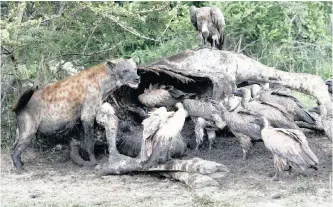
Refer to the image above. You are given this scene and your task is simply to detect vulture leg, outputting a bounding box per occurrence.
[287,165,293,175]
[197,33,206,49]
[194,117,205,152]
[272,155,287,181]
[206,129,216,152]
[232,131,253,161]
[211,34,219,50]
[201,37,207,49]
[272,170,280,181]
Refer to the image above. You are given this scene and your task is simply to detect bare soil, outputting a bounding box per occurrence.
[1,131,332,207]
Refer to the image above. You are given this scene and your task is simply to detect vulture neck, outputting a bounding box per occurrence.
[240,93,251,109]
[319,105,327,119]
[262,118,271,129]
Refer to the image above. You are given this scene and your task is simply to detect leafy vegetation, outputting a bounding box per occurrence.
[1,1,332,147]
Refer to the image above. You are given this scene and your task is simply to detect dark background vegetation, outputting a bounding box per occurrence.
[1,1,332,147]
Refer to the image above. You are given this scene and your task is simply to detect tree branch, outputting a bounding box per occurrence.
[55,41,123,58]
[83,17,103,54]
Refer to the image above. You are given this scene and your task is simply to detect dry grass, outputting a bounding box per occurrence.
[1,132,331,207]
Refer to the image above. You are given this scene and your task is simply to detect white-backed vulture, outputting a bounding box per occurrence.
[182,99,226,151]
[214,101,262,160]
[189,6,225,50]
[251,117,319,181]
[257,89,315,124]
[138,84,195,108]
[233,88,299,129]
[140,103,188,169]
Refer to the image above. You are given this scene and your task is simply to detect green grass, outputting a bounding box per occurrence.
[291,90,317,109]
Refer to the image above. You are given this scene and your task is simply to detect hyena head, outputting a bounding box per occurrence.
[106,58,140,89]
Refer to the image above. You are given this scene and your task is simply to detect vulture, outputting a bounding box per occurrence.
[182,99,226,151]
[189,6,226,50]
[138,84,195,108]
[233,88,299,129]
[251,117,319,181]
[140,103,188,169]
[257,89,315,124]
[214,101,262,160]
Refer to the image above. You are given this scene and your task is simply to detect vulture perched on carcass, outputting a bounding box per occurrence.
[140,103,188,169]
[189,6,226,50]
[252,117,319,181]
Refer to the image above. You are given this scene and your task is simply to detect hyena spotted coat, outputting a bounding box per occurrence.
[11,58,140,172]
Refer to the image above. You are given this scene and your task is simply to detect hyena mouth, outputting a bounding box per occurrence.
[127,82,139,89]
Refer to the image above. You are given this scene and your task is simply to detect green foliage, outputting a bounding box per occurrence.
[0,1,332,147]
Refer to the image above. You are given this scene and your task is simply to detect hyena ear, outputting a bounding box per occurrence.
[130,56,140,65]
[105,60,117,74]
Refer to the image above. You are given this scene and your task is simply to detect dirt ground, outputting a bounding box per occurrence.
[1,131,332,207]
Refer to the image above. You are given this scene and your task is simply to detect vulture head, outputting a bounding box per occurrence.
[250,116,270,129]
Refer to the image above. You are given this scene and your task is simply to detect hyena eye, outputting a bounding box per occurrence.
[123,70,129,74]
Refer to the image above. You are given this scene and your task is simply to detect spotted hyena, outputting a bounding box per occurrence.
[11,58,140,173]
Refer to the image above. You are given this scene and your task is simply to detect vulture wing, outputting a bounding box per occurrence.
[231,112,262,140]
[142,108,174,158]
[260,101,294,122]
[167,86,196,99]
[142,107,170,140]
[138,88,171,107]
[189,6,198,30]
[271,89,305,108]
[210,6,225,50]
[262,128,318,168]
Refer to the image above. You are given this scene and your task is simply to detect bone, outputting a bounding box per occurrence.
[160,172,219,189]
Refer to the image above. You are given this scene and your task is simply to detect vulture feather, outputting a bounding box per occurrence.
[258,89,315,124]
[190,6,226,50]
[140,103,188,169]
[233,88,299,129]
[183,99,226,151]
[214,101,262,160]
[252,117,319,181]
[138,84,195,108]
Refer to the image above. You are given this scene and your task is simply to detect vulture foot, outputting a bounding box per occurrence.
[242,152,248,161]
[271,171,280,181]
[13,167,27,174]
[285,165,293,175]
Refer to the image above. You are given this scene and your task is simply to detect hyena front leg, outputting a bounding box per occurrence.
[81,91,101,166]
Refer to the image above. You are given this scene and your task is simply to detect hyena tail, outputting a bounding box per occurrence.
[12,87,36,113]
